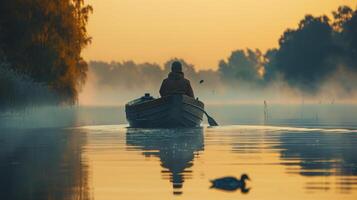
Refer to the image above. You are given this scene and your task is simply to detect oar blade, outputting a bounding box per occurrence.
[207,115,219,126]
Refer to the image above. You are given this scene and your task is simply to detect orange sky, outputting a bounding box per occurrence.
[82,0,356,70]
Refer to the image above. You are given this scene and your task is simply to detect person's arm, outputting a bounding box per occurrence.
[186,80,195,98]
[159,80,166,97]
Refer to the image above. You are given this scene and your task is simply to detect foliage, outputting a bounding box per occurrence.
[89,59,221,91]
[270,15,335,90]
[0,0,92,104]
[264,5,357,91]
[90,61,163,89]
[0,61,58,110]
[218,49,265,86]
[334,6,357,70]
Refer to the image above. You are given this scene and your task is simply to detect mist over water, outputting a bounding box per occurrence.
[78,60,357,106]
[1,94,357,200]
[1,103,357,129]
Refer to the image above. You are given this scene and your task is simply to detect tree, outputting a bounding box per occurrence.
[333,5,357,71]
[271,15,336,90]
[218,49,264,86]
[0,0,92,104]
[263,48,278,81]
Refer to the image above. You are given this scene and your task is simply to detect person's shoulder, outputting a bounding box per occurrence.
[184,78,191,83]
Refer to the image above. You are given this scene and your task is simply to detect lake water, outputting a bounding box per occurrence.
[0,104,357,200]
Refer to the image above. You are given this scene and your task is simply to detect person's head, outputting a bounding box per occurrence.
[171,61,182,73]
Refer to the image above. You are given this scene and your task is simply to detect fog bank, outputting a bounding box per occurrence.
[78,59,357,106]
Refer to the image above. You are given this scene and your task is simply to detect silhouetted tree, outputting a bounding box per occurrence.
[90,60,163,89]
[263,48,279,82]
[0,0,92,104]
[270,15,336,91]
[218,49,264,86]
[333,5,357,71]
[89,58,221,93]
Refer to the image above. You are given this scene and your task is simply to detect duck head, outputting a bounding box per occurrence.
[240,174,250,181]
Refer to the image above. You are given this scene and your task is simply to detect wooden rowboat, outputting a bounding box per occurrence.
[125,94,204,128]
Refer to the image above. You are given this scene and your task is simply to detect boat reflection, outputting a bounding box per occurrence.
[126,127,204,195]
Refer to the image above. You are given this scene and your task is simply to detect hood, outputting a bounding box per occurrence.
[168,72,184,80]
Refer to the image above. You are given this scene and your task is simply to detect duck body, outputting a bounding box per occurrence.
[210,174,250,193]
[210,176,243,191]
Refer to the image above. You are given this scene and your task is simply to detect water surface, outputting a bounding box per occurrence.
[0,105,357,199]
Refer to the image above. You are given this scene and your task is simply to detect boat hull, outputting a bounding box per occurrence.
[125,95,204,128]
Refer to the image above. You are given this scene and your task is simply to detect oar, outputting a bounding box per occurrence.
[196,80,218,126]
[203,109,219,126]
[184,102,219,126]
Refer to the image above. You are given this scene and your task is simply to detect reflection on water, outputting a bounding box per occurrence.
[217,126,357,196]
[0,128,89,200]
[126,128,204,195]
[277,132,357,176]
[277,132,357,193]
[1,125,357,199]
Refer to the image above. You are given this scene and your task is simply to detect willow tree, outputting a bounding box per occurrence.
[0,0,92,103]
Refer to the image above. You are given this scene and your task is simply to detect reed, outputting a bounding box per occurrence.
[0,61,59,111]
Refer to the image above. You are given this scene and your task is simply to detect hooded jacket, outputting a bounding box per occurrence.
[159,72,194,98]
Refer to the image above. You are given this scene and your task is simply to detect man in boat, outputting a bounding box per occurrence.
[159,61,195,98]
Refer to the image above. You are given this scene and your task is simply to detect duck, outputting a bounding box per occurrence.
[210,174,251,193]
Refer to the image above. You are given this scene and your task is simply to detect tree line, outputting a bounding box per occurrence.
[221,5,357,91]
[89,5,357,95]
